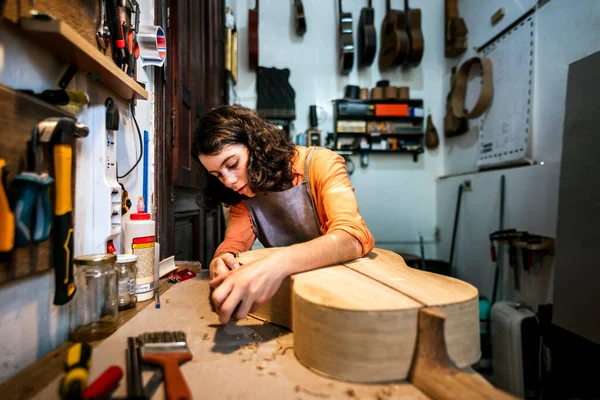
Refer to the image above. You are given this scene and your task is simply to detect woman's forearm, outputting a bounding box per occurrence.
[274,231,363,277]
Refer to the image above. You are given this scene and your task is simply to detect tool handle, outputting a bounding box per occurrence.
[0,159,15,252]
[82,365,123,400]
[53,144,76,306]
[107,0,125,48]
[61,343,92,400]
[143,354,193,400]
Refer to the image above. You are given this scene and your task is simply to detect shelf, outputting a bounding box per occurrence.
[19,17,148,101]
[334,98,424,106]
[334,147,424,162]
[336,132,424,139]
[336,115,424,123]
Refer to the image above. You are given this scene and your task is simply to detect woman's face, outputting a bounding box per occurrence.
[199,144,254,197]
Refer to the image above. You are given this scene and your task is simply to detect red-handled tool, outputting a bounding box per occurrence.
[82,365,123,399]
[107,0,126,68]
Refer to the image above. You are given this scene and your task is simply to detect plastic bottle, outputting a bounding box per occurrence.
[123,197,155,302]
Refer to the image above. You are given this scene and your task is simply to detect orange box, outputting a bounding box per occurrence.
[374,103,409,117]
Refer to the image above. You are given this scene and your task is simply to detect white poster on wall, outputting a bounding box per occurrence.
[477,16,535,168]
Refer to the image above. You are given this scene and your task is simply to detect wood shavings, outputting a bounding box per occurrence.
[269,371,277,377]
[255,356,265,370]
[375,386,393,400]
[294,385,330,398]
[252,332,263,341]
[345,388,356,397]
[165,298,170,304]
[200,316,204,319]
[202,333,209,340]
[264,354,276,361]
[280,346,293,355]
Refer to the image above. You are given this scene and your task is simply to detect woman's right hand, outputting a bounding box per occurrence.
[209,253,240,279]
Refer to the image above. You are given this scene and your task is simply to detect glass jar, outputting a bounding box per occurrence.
[69,254,118,342]
[116,254,138,311]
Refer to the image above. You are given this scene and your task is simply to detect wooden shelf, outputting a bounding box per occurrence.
[19,17,148,101]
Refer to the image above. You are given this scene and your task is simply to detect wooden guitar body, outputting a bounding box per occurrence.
[237,247,480,383]
[404,2,424,67]
[357,2,376,67]
[248,0,259,71]
[379,0,409,70]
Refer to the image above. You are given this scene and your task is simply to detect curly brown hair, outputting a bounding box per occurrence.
[191,105,297,209]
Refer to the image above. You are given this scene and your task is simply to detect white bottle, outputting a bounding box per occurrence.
[123,197,156,301]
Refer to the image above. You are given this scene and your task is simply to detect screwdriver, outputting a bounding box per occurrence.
[60,342,92,400]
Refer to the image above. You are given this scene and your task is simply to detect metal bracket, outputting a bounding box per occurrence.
[58,64,78,89]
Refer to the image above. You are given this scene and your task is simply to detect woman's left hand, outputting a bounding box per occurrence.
[209,255,287,324]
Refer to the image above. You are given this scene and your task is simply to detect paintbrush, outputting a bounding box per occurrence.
[137,331,193,400]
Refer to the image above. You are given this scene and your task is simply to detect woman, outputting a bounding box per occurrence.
[192,105,374,324]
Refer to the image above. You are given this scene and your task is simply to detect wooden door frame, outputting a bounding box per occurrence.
[155,0,174,259]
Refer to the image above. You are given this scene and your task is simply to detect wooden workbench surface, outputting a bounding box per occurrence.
[30,272,430,399]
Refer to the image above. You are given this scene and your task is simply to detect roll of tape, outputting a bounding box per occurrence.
[138,25,167,67]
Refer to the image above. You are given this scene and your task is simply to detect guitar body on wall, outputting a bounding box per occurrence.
[358,0,376,67]
[294,0,306,36]
[379,0,409,70]
[404,0,424,67]
[338,0,355,75]
[248,0,259,71]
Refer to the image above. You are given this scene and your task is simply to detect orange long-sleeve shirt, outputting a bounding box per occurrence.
[214,146,375,257]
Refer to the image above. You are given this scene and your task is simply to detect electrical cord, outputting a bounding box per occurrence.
[117,102,143,179]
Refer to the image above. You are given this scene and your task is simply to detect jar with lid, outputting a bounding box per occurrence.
[69,254,118,342]
[116,254,138,310]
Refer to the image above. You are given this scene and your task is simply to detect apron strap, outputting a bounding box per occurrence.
[302,147,320,184]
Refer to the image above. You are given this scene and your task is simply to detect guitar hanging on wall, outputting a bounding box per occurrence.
[248,0,259,71]
[379,0,409,70]
[338,0,354,75]
[404,0,424,67]
[294,0,306,36]
[357,0,376,68]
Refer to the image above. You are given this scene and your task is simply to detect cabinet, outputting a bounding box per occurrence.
[332,99,425,162]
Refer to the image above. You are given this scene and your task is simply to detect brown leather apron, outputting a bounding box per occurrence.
[245,147,323,247]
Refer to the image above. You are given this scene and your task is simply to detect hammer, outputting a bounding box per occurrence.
[38,117,89,306]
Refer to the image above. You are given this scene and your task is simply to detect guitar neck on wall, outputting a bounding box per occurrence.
[358,0,376,68]
[338,0,355,75]
[248,0,259,71]
[294,0,306,36]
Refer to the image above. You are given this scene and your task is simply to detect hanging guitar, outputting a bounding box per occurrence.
[294,0,306,36]
[379,0,409,70]
[236,248,516,399]
[404,0,424,67]
[337,0,354,75]
[248,0,259,71]
[357,0,376,67]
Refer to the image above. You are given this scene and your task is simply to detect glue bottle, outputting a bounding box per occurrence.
[123,197,155,302]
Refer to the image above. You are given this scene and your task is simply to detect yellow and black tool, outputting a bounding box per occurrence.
[38,118,89,306]
[60,342,92,400]
[0,159,15,253]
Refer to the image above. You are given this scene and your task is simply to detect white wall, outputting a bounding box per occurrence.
[0,0,157,382]
[437,0,600,308]
[229,0,446,257]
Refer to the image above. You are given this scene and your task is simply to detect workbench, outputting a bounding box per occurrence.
[7,269,434,399]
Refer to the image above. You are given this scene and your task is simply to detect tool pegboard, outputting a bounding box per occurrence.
[0,84,77,285]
